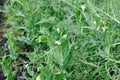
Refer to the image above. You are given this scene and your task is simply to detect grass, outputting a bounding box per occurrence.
[0,0,120,80]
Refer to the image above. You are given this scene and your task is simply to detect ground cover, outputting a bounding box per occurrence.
[0,0,120,80]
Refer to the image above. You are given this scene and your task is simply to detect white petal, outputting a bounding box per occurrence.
[81,4,86,11]
[55,41,61,45]
[57,28,60,33]
[62,34,67,39]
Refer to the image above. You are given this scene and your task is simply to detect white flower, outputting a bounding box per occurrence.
[81,4,86,11]
[57,28,60,33]
[62,34,67,39]
[55,71,61,74]
[102,26,108,32]
[36,75,41,80]
[55,41,61,45]
[93,21,96,25]
[25,64,28,68]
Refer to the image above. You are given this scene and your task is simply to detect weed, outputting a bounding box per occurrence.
[0,0,120,80]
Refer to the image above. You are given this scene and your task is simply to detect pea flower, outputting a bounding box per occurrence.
[62,34,67,39]
[57,28,60,33]
[55,41,61,45]
[102,26,108,32]
[81,4,86,11]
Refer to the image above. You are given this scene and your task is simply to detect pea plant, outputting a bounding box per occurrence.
[0,0,120,80]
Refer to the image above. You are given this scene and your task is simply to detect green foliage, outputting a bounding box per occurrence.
[0,0,120,80]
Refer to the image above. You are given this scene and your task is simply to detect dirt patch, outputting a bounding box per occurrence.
[0,65,5,80]
[0,0,5,6]
[0,0,6,79]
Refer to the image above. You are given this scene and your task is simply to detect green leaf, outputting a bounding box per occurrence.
[2,58,12,77]
[6,32,17,59]
[27,66,34,76]
[53,46,63,66]
[55,73,64,80]
[27,53,37,61]
[36,36,50,43]
[6,74,14,80]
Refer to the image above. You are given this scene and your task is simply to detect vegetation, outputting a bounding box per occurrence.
[0,0,120,80]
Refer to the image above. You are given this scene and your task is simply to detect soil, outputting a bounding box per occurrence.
[0,0,6,79]
[0,0,4,6]
[0,66,5,80]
